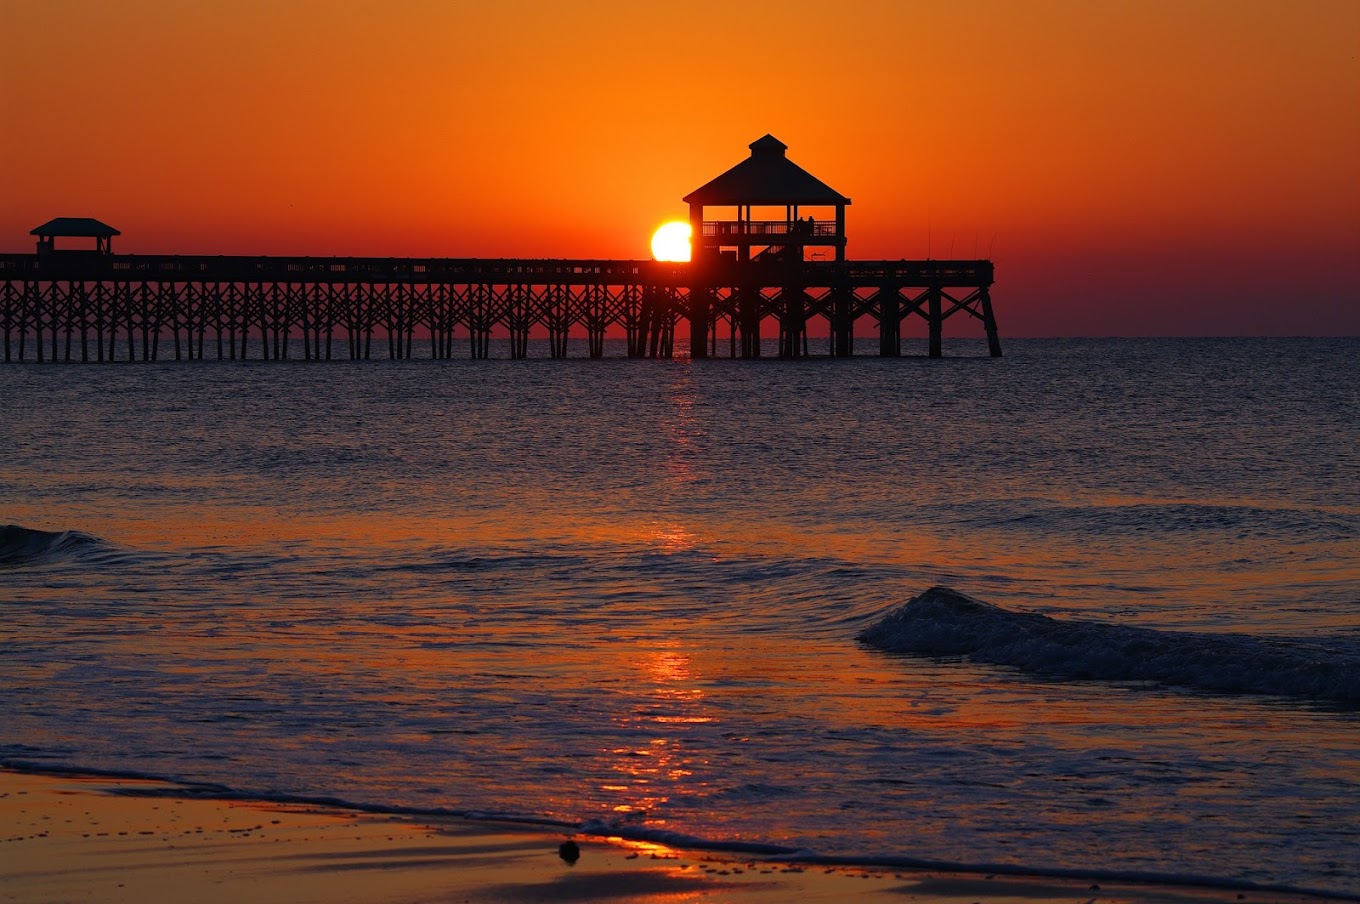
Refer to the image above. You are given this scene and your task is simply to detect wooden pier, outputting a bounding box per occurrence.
[0,252,997,362]
[0,138,999,362]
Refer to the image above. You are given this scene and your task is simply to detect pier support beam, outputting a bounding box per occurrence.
[689,286,710,359]
[928,286,943,358]
[737,286,761,358]
[831,287,853,357]
[777,287,806,359]
[980,287,1002,357]
[878,287,900,357]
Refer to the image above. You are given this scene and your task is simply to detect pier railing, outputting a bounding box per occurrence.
[0,253,990,288]
[702,220,838,238]
[0,253,689,286]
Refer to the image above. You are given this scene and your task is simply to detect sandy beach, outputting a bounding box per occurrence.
[0,767,1347,904]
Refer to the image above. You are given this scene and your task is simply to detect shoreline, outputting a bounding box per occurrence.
[1,766,1351,904]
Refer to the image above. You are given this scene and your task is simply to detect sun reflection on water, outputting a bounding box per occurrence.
[647,522,699,554]
[599,646,712,824]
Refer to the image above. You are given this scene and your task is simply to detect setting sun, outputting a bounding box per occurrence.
[650,221,691,262]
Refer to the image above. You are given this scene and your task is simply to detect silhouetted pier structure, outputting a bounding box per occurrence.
[0,138,999,362]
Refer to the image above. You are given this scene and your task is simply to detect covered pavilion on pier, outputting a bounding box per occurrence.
[31,217,120,255]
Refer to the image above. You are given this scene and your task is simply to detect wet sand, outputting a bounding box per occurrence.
[0,768,1345,904]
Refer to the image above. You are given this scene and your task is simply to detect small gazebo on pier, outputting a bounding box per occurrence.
[31,217,120,255]
[684,134,850,266]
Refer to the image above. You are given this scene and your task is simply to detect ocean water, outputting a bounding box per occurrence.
[2,337,1358,894]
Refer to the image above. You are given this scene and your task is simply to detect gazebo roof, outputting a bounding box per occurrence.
[682,135,851,206]
[30,217,121,238]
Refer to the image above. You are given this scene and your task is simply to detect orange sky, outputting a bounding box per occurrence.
[2,0,1357,335]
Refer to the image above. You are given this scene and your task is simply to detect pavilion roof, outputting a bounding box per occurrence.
[30,217,121,238]
[682,135,851,207]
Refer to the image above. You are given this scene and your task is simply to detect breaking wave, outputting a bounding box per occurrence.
[858,587,1360,703]
[0,524,105,569]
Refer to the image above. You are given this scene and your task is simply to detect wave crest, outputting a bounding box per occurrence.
[858,587,1360,703]
[0,524,104,569]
